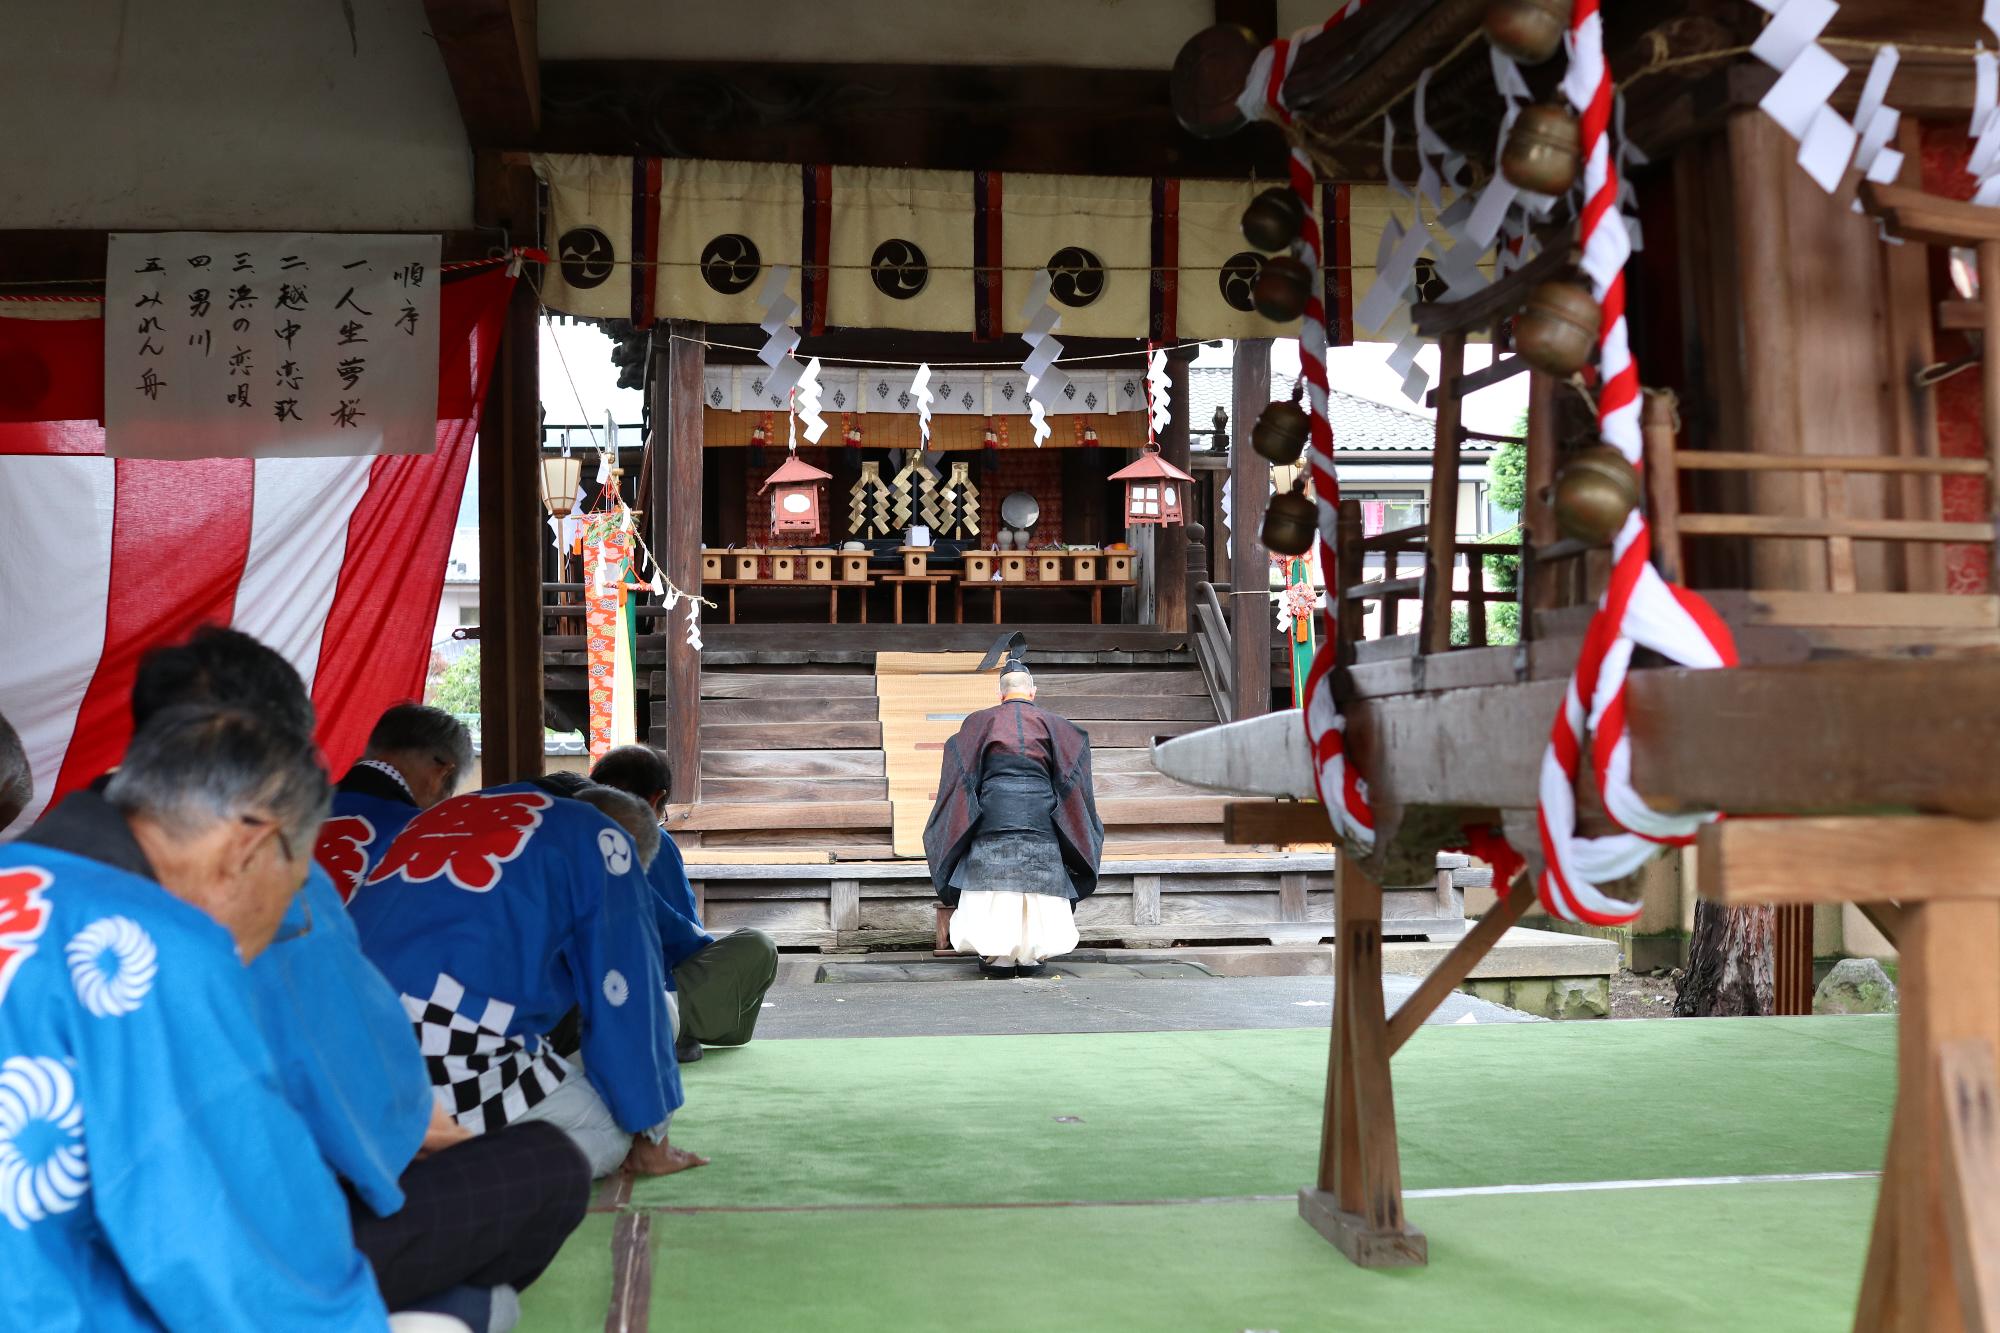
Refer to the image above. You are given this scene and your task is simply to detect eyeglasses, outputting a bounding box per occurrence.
[245,817,314,946]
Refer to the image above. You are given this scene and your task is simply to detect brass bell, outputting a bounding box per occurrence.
[1252,255,1313,322]
[1501,105,1581,196]
[1262,482,1319,557]
[1241,187,1306,253]
[1513,280,1601,377]
[1484,0,1572,65]
[1552,445,1641,546]
[1251,398,1312,466]
[1171,24,1264,140]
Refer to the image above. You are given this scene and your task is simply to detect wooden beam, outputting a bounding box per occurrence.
[1412,245,1574,337]
[422,0,539,147]
[1418,331,1466,655]
[1938,1038,2000,1332]
[1231,338,1273,719]
[1698,817,2000,907]
[536,60,1306,180]
[660,321,705,804]
[1865,181,2000,249]
[476,159,544,785]
[1674,452,1989,476]
[1628,659,2000,818]
[1224,800,1333,846]
[1675,513,1995,543]
[1386,875,1534,1055]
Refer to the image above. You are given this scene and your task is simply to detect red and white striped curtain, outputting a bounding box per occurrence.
[0,267,516,828]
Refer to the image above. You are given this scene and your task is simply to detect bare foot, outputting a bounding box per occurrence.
[623,1137,709,1177]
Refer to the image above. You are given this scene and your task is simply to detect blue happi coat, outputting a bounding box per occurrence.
[349,784,679,1136]
[250,862,431,1216]
[312,764,424,904]
[0,831,388,1332]
[648,835,712,977]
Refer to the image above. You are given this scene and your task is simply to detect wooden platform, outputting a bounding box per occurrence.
[678,854,1490,951]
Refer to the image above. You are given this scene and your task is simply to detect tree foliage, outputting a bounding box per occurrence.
[426,646,481,715]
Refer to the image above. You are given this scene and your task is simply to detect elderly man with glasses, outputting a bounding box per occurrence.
[314,703,473,902]
[32,627,588,1333]
[0,703,395,1330]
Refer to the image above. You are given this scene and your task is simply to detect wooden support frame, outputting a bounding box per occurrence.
[1299,854,1428,1267]
[1700,813,2000,1331]
[658,321,706,805]
[1230,338,1274,719]
[475,159,544,785]
[1418,332,1467,656]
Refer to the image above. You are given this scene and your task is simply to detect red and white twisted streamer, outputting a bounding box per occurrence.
[1239,1,1375,849]
[1531,0,1738,925]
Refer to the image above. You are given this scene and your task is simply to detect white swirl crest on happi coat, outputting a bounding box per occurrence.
[0,1056,89,1230]
[65,917,158,1019]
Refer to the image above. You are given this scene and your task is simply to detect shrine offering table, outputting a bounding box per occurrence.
[958,576,1139,625]
[704,578,872,625]
[879,573,956,625]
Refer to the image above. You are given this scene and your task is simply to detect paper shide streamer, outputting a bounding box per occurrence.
[1018,270,1069,445]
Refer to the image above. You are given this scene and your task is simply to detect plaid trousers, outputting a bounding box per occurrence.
[349,1120,591,1311]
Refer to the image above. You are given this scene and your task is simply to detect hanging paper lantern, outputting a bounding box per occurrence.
[1109,446,1196,527]
[761,453,834,539]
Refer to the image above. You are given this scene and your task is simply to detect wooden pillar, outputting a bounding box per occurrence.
[1155,347,1196,634]
[475,158,544,785]
[1300,852,1427,1267]
[656,321,705,805]
[1230,339,1273,718]
[1418,331,1466,654]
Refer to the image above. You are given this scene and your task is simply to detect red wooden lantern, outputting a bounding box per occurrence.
[760,453,834,539]
[1108,446,1196,526]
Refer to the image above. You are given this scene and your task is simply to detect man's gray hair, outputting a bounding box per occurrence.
[999,665,1035,694]
[571,784,663,871]
[0,710,31,834]
[106,704,331,852]
[365,703,473,775]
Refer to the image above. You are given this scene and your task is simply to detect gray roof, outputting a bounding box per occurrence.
[1185,364,1453,455]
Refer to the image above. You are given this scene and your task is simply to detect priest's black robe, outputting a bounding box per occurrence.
[923,698,1104,907]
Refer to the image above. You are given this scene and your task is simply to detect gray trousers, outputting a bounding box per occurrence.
[673,929,778,1047]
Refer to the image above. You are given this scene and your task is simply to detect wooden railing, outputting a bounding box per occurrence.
[1332,502,1523,657]
[1193,580,1235,721]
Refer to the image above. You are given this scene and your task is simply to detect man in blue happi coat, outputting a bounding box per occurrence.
[0,703,393,1332]
[585,746,779,1062]
[315,703,471,902]
[69,627,590,1330]
[352,777,704,1179]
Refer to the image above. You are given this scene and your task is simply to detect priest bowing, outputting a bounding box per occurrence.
[923,639,1104,976]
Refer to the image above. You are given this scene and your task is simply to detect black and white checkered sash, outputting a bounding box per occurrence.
[402,972,570,1135]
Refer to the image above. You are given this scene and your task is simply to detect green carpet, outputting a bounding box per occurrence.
[645,1180,1876,1333]
[629,1016,1895,1209]
[521,1018,1897,1332]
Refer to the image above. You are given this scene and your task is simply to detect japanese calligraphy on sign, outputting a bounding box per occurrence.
[105,232,441,459]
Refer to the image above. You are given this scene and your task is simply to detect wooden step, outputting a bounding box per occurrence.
[698,671,878,698]
[701,750,887,779]
[664,800,892,832]
[1031,670,1210,695]
[1070,719,1211,747]
[697,828,898,854]
[1087,771,1216,798]
[1038,694,1218,722]
[1092,748,1174,774]
[1098,796,1231,825]
[696,721,884,749]
[703,697,881,724]
[701,777,889,802]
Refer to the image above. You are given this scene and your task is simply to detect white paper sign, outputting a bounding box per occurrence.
[106,232,441,459]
